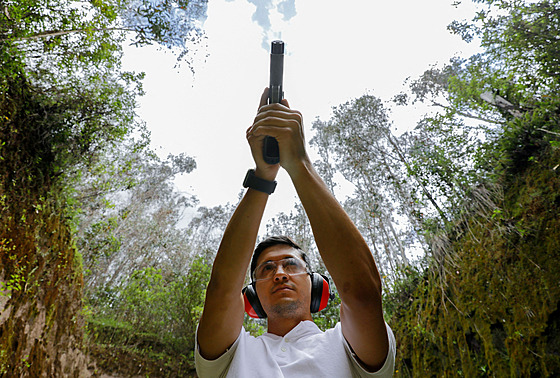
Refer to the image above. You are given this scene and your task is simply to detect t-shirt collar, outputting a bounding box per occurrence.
[264,320,321,341]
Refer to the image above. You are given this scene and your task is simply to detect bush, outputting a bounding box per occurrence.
[86,256,211,375]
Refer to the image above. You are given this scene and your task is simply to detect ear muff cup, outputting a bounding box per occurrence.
[310,273,334,313]
[243,273,334,319]
[243,283,267,319]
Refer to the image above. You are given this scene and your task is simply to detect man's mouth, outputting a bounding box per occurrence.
[273,285,294,293]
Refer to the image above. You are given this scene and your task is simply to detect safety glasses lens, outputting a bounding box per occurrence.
[254,257,306,280]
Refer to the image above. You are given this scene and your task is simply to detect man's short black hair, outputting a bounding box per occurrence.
[250,235,311,280]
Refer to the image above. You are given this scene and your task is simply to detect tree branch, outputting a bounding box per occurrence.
[537,128,560,137]
[432,102,506,125]
[3,27,132,42]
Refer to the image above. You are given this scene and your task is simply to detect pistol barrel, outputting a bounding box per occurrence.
[268,40,284,104]
[263,40,284,165]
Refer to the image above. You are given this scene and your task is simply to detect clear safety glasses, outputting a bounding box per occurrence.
[253,257,309,281]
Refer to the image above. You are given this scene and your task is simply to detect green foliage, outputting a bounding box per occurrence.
[1,0,207,69]
[383,265,424,322]
[0,253,26,297]
[87,318,196,376]
[243,316,267,337]
[75,136,198,293]
[0,20,144,375]
[387,1,558,241]
[86,257,211,375]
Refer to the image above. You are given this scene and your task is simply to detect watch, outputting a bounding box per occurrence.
[243,169,277,194]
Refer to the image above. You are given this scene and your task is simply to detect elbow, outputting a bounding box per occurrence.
[340,274,383,310]
[341,290,383,318]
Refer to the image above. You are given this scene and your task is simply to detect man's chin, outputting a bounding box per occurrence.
[269,299,304,318]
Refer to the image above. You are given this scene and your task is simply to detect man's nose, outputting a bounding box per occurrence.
[273,265,289,281]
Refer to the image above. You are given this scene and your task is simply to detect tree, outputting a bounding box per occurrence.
[265,202,317,262]
[76,134,198,296]
[187,202,237,263]
[310,95,415,283]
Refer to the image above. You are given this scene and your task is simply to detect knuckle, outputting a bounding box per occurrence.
[288,119,300,129]
[283,126,295,138]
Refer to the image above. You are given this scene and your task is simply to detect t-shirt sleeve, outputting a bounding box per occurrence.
[195,327,242,378]
[342,322,396,377]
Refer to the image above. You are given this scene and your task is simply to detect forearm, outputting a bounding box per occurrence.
[288,159,382,300]
[209,187,269,292]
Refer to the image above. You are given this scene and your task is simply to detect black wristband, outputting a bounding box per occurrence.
[243,169,277,195]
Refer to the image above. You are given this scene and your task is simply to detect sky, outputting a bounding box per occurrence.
[121,0,482,227]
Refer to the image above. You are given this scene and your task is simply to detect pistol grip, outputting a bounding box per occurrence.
[263,136,280,165]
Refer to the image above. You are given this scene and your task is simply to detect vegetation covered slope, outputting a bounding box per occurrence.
[383,0,560,375]
[0,46,103,377]
[389,144,560,376]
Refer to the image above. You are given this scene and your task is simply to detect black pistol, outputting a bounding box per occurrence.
[263,40,284,165]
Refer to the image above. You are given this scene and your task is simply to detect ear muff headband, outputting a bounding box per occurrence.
[243,273,333,319]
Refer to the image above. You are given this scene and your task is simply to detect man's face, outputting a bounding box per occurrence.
[254,245,312,320]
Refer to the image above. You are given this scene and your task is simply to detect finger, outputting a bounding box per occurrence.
[257,102,290,113]
[281,98,290,108]
[254,108,302,124]
[246,127,262,142]
[258,88,269,110]
[251,118,300,137]
[246,131,264,145]
[252,117,302,135]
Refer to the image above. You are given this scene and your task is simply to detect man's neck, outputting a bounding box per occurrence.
[267,315,313,336]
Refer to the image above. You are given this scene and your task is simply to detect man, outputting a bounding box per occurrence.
[195,89,396,377]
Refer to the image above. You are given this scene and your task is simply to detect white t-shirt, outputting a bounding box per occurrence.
[195,320,396,377]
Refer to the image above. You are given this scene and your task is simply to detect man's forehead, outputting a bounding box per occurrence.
[257,245,302,265]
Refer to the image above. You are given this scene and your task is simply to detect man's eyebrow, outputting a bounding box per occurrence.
[259,256,295,264]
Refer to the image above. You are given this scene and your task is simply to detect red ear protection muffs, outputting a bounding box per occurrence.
[242,284,266,319]
[242,273,334,319]
[310,273,334,313]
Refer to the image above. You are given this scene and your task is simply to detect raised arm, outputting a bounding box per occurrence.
[249,97,389,371]
[291,159,389,371]
[197,90,280,360]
